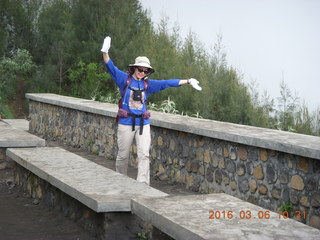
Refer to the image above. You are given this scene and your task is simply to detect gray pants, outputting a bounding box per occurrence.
[116,124,151,184]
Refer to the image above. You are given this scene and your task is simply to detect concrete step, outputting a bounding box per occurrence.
[0,121,45,148]
[1,119,29,131]
[132,194,320,240]
[6,147,168,212]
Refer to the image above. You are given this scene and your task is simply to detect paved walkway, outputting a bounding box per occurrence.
[46,139,197,196]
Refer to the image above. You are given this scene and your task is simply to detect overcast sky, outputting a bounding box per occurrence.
[139,0,320,111]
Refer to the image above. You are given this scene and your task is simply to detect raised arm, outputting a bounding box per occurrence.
[101,36,111,63]
[103,52,110,63]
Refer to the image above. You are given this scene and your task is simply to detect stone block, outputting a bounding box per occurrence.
[216,147,222,156]
[220,158,225,169]
[204,149,211,164]
[182,145,189,157]
[223,147,229,157]
[249,179,257,193]
[186,161,192,172]
[192,139,197,148]
[187,175,194,186]
[271,188,281,200]
[239,179,249,193]
[178,132,187,139]
[236,164,246,176]
[198,139,205,147]
[212,155,219,167]
[198,165,205,176]
[36,185,43,199]
[169,139,175,151]
[175,170,181,182]
[299,196,310,207]
[157,136,163,146]
[205,167,213,183]
[297,157,309,173]
[258,184,268,195]
[0,148,6,160]
[226,160,236,173]
[248,150,258,161]
[306,177,317,191]
[311,194,320,207]
[238,147,247,160]
[246,162,253,175]
[291,175,304,191]
[0,162,7,170]
[215,169,222,184]
[230,149,237,160]
[157,164,166,175]
[191,162,199,173]
[260,149,268,161]
[222,175,230,185]
[287,155,296,169]
[196,148,204,161]
[310,215,320,230]
[279,173,289,184]
[266,163,277,184]
[229,181,237,191]
[253,165,264,180]
[290,191,299,205]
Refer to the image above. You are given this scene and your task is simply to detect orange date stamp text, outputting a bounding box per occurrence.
[208,210,306,220]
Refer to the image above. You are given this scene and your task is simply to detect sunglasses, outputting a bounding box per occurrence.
[136,67,150,74]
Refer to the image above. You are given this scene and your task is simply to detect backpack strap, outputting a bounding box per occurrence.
[116,74,132,122]
[143,78,148,95]
[118,74,132,109]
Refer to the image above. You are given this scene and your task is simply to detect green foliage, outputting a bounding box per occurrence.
[136,232,147,239]
[0,0,318,136]
[0,0,33,56]
[35,0,74,93]
[152,97,179,114]
[0,49,35,117]
[279,201,293,215]
[68,61,110,99]
[275,79,299,131]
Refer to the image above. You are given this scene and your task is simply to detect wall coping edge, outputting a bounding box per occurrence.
[26,93,320,160]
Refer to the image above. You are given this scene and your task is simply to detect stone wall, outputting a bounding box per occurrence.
[0,148,6,169]
[26,93,320,229]
[0,148,14,170]
[14,163,171,239]
[150,126,320,229]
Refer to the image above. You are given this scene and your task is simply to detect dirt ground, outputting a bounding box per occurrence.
[0,168,97,240]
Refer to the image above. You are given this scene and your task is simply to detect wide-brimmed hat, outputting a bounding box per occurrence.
[128,56,155,74]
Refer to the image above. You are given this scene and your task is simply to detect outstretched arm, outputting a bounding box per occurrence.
[179,78,202,91]
[179,79,189,85]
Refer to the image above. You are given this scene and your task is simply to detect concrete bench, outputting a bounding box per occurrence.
[6,146,320,239]
[0,120,45,148]
[0,120,45,169]
[6,147,168,212]
[1,119,30,131]
[132,194,320,240]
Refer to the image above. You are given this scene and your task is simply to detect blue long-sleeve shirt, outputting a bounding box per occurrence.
[105,59,181,126]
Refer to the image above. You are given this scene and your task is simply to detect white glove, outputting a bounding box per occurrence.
[188,78,202,91]
[101,36,111,52]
